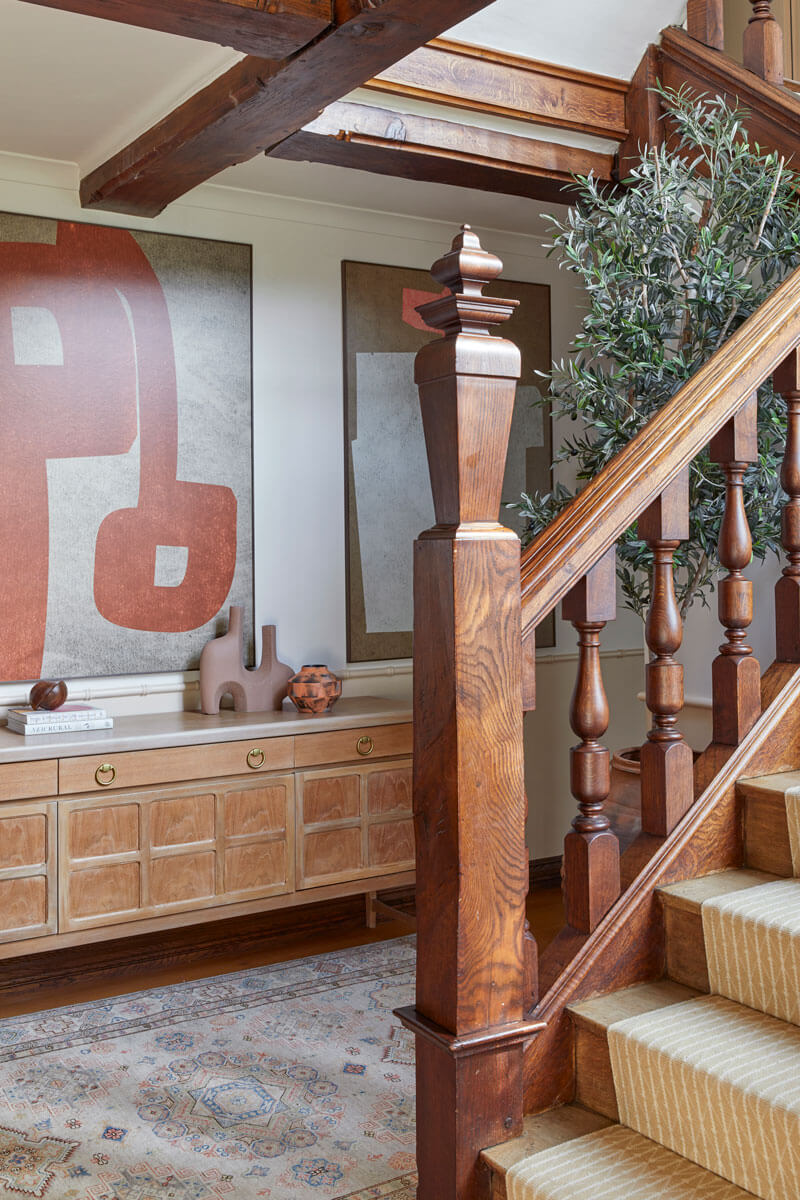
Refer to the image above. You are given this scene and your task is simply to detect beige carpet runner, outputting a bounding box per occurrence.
[508,797,800,1199]
[608,994,800,1200]
[505,1125,753,1200]
[702,877,800,1024]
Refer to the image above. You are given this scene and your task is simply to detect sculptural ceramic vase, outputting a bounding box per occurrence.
[287,665,342,714]
[198,606,293,714]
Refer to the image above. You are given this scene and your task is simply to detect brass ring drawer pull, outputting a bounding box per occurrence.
[357,735,374,757]
[247,747,266,770]
[95,762,116,787]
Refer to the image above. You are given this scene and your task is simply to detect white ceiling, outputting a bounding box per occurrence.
[450,0,688,79]
[0,0,240,170]
[0,0,688,209]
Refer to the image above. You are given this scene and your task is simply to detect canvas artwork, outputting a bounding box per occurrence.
[343,260,554,663]
[0,213,253,682]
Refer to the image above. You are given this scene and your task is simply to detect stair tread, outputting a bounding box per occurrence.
[659,868,778,912]
[482,1104,612,1176]
[568,979,699,1035]
[609,993,800,1199]
[702,877,800,1026]
[504,1125,755,1200]
[738,770,800,797]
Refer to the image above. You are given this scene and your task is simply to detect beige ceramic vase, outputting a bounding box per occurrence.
[287,665,342,714]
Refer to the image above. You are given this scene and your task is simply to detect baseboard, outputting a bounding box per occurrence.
[530,855,563,889]
[0,866,555,1004]
[0,890,406,1004]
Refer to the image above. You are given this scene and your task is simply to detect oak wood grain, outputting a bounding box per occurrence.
[687,0,725,49]
[523,664,800,1113]
[79,0,501,216]
[411,228,531,1200]
[58,738,293,793]
[272,102,615,204]
[366,39,629,139]
[774,350,800,660]
[17,0,331,57]
[660,25,799,158]
[294,723,411,768]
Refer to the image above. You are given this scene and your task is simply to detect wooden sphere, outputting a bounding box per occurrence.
[29,679,68,711]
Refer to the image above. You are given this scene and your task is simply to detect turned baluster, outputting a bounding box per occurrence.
[561,547,620,934]
[638,470,694,837]
[773,349,800,661]
[744,0,784,85]
[687,0,725,51]
[709,394,761,744]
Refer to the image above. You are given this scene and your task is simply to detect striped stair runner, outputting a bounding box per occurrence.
[502,785,800,1199]
[505,1125,754,1200]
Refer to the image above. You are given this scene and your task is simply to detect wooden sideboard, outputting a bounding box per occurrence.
[0,698,413,959]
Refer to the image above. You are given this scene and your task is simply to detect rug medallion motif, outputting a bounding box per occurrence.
[0,937,417,1198]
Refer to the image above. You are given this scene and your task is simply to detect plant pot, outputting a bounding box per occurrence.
[612,746,641,775]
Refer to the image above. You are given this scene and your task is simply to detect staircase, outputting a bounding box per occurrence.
[396,4,800,1197]
[484,770,800,1200]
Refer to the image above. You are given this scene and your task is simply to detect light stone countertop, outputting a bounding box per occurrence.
[0,697,412,763]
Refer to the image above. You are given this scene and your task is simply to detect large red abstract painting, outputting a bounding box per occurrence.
[0,215,253,682]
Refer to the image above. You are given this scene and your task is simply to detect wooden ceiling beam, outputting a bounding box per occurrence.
[364,39,630,142]
[80,0,500,217]
[17,0,332,59]
[270,100,617,205]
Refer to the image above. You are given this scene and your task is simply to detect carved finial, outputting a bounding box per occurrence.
[417,225,518,338]
[430,224,503,299]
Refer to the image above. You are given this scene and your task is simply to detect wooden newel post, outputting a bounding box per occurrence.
[774,350,800,661]
[561,547,620,933]
[709,395,761,744]
[396,226,541,1200]
[638,470,694,837]
[744,0,784,85]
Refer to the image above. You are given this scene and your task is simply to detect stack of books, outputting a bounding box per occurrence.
[6,704,114,736]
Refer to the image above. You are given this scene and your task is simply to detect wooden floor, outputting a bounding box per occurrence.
[0,885,564,1020]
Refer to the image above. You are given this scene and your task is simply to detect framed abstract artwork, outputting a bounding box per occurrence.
[343,259,554,663]
[0,213,253,682]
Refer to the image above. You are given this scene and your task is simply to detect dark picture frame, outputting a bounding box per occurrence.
[0,211,254,682]
[343,259,554,663]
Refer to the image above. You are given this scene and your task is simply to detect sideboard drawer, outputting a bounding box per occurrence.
[58,738,294,795]
[0,760,58,803]
[294,723,412,768]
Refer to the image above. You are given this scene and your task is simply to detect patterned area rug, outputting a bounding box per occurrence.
[0,936,417,1199]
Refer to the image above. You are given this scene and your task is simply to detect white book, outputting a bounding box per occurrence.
[8,704,108,724]
[6,717,114,736]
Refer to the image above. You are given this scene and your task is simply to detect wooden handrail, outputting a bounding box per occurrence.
[520,263,800,641]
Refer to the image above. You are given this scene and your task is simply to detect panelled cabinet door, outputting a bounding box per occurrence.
[60,774,295,931]
[0,801,57,943]
[297,758,413,888]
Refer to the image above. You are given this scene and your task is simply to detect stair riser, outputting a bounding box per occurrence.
[574,1027,619,1120]
[663,904,710,992]
[744,791,793,876]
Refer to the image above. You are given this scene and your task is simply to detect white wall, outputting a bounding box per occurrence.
[0,151,648,854]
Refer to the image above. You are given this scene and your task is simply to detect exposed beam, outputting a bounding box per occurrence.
[270,100,616,205]
[80,0,500,216]
[659,25,800,165]
[17,0,331,59]
[364,39,629,142]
